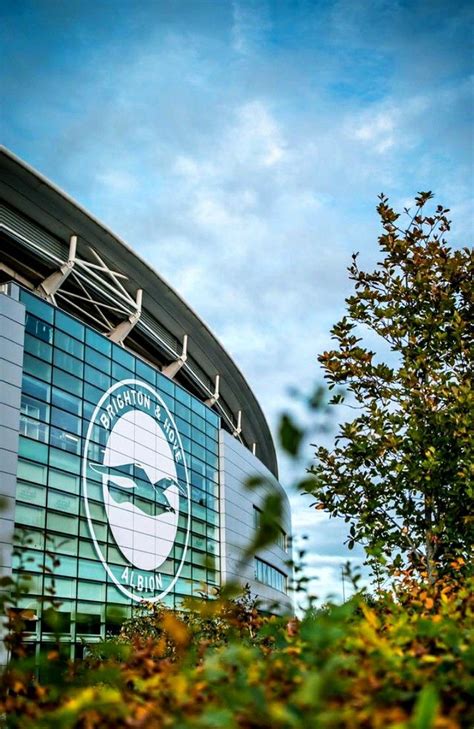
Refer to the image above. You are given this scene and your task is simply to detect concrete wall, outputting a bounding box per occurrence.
[219,430,292,614]
[0,283,25,666]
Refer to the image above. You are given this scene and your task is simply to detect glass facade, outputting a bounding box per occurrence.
[13,290,221,658]
[254,558,287,594]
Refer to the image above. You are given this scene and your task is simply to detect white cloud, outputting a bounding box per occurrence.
[95,169,138,193]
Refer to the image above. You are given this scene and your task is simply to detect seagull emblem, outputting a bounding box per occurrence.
[90,462,180,517]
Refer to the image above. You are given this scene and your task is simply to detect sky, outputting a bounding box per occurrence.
[1,0,473,604]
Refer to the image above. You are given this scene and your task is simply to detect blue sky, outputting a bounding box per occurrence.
[2,0,473,603]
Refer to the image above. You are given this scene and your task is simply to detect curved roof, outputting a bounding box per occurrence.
[0,146,278,477]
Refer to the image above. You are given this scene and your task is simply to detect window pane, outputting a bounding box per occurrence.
[18,437,48,463]
[22,374,50,403]
[24,333,53,362]
[49,468,80,496]
[19,416,49,442]
[50,427,81,454]
[49,447,81,475]
[46,511,78,535]
[113,345,135,370]
[21,291,54,323]
[54,330,84,359]
[53,349,83,378]
[17,458,47,485]
[24,354,52,383]
[52,387,82,417]
[77,581,106,602]
[47,489,79,515]
[52,368,82,397]
[15,503,45,529]
[85,328,111,356]
[16,481,46,507]
[56,310,84,340]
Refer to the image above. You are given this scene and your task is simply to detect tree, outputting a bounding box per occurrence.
[309,192,473,580]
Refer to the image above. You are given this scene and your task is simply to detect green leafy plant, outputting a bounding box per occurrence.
[305,193,473,580]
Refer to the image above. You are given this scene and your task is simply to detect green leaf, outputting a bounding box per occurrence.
[278,413,304,457]
[411,685,439,729]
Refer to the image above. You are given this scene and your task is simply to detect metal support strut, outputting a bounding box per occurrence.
[107,288,143,344]
[162,335,188,379]
[233,410,242,437]
[205,374,220,407]
[35,235,77,302]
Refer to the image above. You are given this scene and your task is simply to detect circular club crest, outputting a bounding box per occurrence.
[82,379,191,602]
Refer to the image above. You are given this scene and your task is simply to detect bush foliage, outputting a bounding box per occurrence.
[1,567,473,728]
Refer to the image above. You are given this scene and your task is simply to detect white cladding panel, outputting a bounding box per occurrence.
[219,430,292,614]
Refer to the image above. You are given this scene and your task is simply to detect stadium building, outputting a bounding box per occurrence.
[0,147,292,662]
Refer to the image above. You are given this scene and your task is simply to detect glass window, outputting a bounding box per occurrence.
[44,576,75,600]
[191,412,205,433]
[85,328,111,357]
[106,585,128,604]
[15,503,45,529]
[16,481,46,508]
[49,468,80,496]
[78,559,106,582]
[191,442,206,462]
[42,607,71,633]
[22,374,50,403]
[158,374,174,396]
[56,310,84,340]
[85,346,110,375]
[175,386,190,407]
[254,558,287,594]
[14,526,45,552]
[54,330,84,359]
[24,333,53,363]
[20,291,54,323]
[24,353,52,383]
[49,447,81,475]
[12,549,44,573]
[191,398,206,418]
[50,427,81,454]
[46,511,78,535]
[21,393,49,422]
[14,295,223,629]
[84,364,110,391]
[113,345,135,371]
[17,458,47,485]
[79,540,97,560]
[83,381,102,405]
[25,313,53,344]
[175,402,191,423]
[52,367,82,397]
[175,416,191,437]
[50,535,78,556]
[46,555,77,578]
[80,519,107,542]
[53,349,83,378]
[18,437,48,464]
[47,489,79,515]
[77,581,106,602]
[136,359,155,384]
[19,415,49,443]
[205,408,219,427]
[205,422,218,439]
[51,407,81,435]
[112,362,133,381]
[52,387,82,417]
[76,612,101,635]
